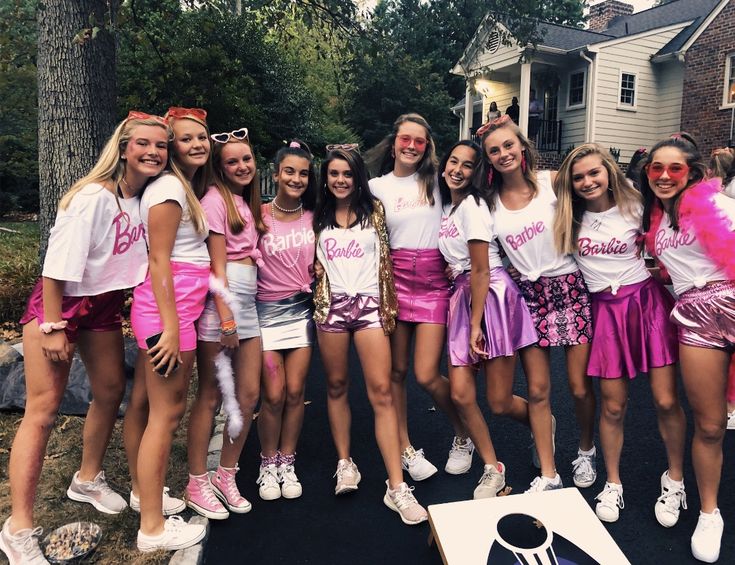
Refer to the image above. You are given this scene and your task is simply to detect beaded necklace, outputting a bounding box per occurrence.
[270,201,304,269]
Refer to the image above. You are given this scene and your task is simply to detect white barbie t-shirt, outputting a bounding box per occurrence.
[140,174,210,266]
[655,193,735,295]
[492,170,578,281]
[575,205,649,294]
[369,172,442,250]
[438,197,503,277]
[42,183,148,296]
[317,224,379,297]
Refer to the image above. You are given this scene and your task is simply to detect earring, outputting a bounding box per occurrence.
[121,155,126,160]
[521,151,527,174]
[487,167,494,186]
[391,149,395,158]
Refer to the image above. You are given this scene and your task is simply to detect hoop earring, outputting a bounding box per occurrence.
[521,151,527,174]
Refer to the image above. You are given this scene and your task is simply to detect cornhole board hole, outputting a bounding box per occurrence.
[427,487,630,565]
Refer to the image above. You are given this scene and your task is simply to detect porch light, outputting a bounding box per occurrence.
[475,78,493,96]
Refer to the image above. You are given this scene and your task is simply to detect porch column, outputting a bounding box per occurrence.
[463,83,473,140]
[519,61,531,137]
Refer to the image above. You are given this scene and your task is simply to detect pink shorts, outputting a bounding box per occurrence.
[131,261,210,351]
[671,280,735,349]
[20,278,124,343]
[316,294,382,333]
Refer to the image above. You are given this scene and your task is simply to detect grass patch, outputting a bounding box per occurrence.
[0,221,40,336]
[0,382,199,564]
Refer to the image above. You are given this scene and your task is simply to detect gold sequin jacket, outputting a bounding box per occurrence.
[313,199,398,335]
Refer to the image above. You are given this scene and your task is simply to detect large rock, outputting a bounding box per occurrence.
[0,337,139,415]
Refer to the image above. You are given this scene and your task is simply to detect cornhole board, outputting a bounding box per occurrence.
[427,487,630,565]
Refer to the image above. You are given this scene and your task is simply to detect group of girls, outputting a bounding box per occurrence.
[2,106,733,565]
[436,114,731,564]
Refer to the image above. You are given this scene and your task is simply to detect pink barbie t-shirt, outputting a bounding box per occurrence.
[201,186,260,263]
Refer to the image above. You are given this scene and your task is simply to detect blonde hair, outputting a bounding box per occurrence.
[553,143,641,255]
[59,117,170,210]
[479,119,538,212]
[167,114,213,234]
[211,139,266,234]
[708,148,734,181]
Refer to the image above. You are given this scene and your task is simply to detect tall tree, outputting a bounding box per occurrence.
[37,0,118,258]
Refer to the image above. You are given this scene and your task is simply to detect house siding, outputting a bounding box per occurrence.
[558,67,589,152]
[473,41,521,73]
[593,26,687,162]
[681,0,735,156]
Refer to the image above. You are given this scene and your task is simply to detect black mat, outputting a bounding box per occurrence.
[205,346,734,564]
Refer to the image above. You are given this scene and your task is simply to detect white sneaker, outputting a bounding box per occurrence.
[66,470,127,514]
[129,487,186,516]
[0,518,49,565]
[531,415,556,470]
[595,482,624,523]
[279,463,303,499]
[383,481,428,525]
[334,458,361,495]
[571,447,597,489]
[525,473,562,494]
[401,446,438,481]
[257,464,281,501]
[444,437,474,475]
[727,410,735,430]
[655,471,687,528]
[473,463,506,499]
[691,509,724,563]
[136,516,206,552]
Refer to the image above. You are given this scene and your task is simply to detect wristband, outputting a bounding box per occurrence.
[220,319,237,333]
[39,321,68,334]
[221,327,238,337]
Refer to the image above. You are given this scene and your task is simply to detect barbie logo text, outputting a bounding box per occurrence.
[323,238,365,260]
[112,211,145,255]
[654,228,695,256]
[262,228,315,256]
[577,237,628,257]
[394,197,425,213]
[505,221,545,251]
[438,217,459,239]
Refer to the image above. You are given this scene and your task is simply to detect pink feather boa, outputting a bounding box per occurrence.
[645,177,735,278]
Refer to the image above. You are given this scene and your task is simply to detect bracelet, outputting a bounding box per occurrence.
[220,319,237,332]
[221,327,238,337]
[39,321,68,334]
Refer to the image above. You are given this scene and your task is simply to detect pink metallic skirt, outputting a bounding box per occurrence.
[447,268,538,367]
[671,280,735,349]
[588,277,678,379]
[391,248,450,324]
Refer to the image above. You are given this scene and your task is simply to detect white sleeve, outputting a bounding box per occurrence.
[723,178,735,199]
[714,192,735,227]
[42,213,93,282]
[458,198,492,243]
[144,175,186,209]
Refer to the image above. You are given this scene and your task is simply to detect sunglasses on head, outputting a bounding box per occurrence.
[645,162,690,181]
[396,134,427,150]
[326,143,359,152]
[211,127,249,144]
[165,106,208,123]
[125,110,167,126]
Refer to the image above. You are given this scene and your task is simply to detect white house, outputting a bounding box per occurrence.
[452,0,729,163]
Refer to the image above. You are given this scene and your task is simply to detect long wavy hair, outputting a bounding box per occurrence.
[211,138,266,234]
[314,148,374,233]
[59,116,170,210]
[640,137,706,233]
[437,140,483,211]
[366,113,439,206]
[553,143,641,255]
[478,118,538,212]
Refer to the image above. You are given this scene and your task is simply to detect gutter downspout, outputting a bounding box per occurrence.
[580,49,597,142]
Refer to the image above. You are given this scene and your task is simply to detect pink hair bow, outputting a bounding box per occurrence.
[476,114,511,137]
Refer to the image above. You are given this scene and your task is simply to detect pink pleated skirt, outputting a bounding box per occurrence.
[588,277,678,379]
[447,268,538,367]
[391,248,450,324]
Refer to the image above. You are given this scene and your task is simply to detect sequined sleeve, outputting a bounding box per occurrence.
[372,200,398,335]
[312,228,331,325]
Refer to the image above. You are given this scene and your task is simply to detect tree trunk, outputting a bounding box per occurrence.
[37,0,118,263]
